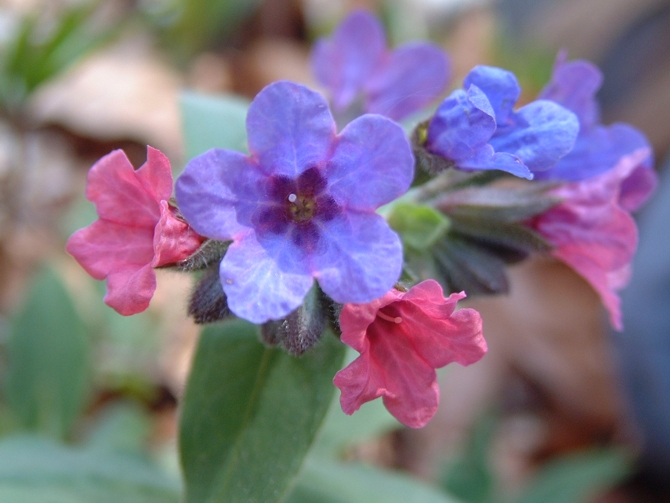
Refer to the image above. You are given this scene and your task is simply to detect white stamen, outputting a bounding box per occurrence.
[377,311,402,324]
[288,193,297,203]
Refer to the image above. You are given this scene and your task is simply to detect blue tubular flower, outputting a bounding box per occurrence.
[535,52,654,183]
[175,81,414,324]
[425,66,579,179]
[311,10,450,122]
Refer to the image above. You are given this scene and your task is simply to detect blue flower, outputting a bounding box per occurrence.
[311,10,450,122]
[534,51,653,184]
[175,81,414,324]
[425,66,580,180]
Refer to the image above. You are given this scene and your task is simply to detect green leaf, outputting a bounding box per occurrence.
[0,435,180,503]
[179,319,346,503]
[180,91,249,161]
[511,449,631,503]
[286,458,461,503]
[388,202,450,250]
[4,268,90,440]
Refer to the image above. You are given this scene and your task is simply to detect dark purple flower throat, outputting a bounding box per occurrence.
[256,166,340,250]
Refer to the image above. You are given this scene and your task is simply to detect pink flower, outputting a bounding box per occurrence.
[531,148,656,330]
[333,280,486,428]
[66,147,204,315]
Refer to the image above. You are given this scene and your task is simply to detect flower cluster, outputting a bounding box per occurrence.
[425,65,579,180]
[527,53,656,329]
[67,10,655,427]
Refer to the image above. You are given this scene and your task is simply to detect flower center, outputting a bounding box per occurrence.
[288,193,318,222]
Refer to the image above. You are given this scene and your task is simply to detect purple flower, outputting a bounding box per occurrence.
[175,81,414,324]
[535,51,655,185]
[311,10,450,122]
[425,66,580,180]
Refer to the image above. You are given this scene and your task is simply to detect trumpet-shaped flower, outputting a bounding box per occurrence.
[531,148,654,330]
[175,81,414,324]
[334,280,486,428]
[426,66,579,180]
[66,147,204,315]
[311,10,450,122]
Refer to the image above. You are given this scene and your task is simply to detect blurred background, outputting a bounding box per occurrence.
[0,0,668,501]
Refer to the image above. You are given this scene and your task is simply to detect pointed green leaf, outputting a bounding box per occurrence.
[180,91,249,161]
[179,319,346,503]
[5,268,90,440]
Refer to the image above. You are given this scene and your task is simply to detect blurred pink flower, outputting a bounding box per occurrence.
[66,147,203,315]
[334,280,486,428]
[532,148,656,330]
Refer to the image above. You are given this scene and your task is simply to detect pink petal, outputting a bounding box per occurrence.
[553,245,625,330]
[104,264,157,315]
[334,319,440,428]
[539,204,637,330]
[399,281,486,367]
[533,150,648,330]
[135,146,174,203]
[66,220,155,279]
[85,149,163,227]
[339,288,404,352]
[152,201,204,267]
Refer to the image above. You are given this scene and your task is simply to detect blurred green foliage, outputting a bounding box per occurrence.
[0,267,181,501]
[180,91,250,161]
[0,2,118,118]
[440,410,632,503]
[0,435,180,503]
[141,0,266,63]
[4,268,91,440]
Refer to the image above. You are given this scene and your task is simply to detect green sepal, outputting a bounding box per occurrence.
[434,184,562,223]
[174,239,230,272]
[260,285,327,356]
[188,266,232,324]
[432,234,510,295]
[448,218,553,255]
[388,202,450,251]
